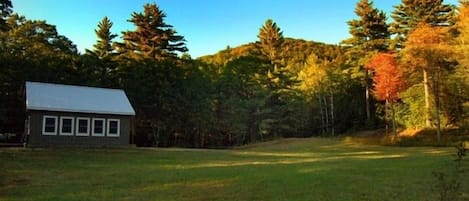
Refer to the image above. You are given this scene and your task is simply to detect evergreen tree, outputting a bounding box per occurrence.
[390,0,455,49]
[84,16,118,87]
[257,19,284,65]
[343,0,390,124]
[257,19,299,138]
[344,0,389,52]
[86,16,116,58]
[118,3,187,60]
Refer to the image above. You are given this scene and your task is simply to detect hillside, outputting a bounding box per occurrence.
[197,38,343,69]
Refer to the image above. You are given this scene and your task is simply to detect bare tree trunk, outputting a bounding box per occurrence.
[317,95,325,135]
[365,69,371,122]
[151,121,159,147]
[423,69,432,127]
[329,86,335,136]
[434,68,441,142]
[390,101,397,135]
[323,96,329,134]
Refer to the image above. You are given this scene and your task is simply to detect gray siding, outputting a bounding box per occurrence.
[27,110,131,147]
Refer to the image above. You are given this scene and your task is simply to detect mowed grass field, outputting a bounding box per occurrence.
[1,138,468,201]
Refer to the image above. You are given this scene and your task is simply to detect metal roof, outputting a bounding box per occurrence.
[26,82,135,116]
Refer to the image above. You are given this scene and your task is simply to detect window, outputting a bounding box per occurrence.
[92,118,105,136]
[107,119,120,137]
[42,116,57,135]
[76,117,90,136]
[59,116,74,136]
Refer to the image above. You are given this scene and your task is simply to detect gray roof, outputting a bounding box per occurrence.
[26,82,135,116]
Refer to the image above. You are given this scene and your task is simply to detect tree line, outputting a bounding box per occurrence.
[0,0,468,147]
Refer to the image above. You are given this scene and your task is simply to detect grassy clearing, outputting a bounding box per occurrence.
[1,138,468,201]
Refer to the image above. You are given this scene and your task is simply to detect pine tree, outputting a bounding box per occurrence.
[86,16,117,58]
[118,3,187,60]
[257,19,291,92]
[345,0,389,52]
[390,0,455,49]
[343,0,390,123]
[256,19,298,138]
[257,19,284,66]
[84,16,118,87]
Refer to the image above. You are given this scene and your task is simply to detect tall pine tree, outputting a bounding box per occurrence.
[84,16,118,87]
[86,16,116,58]
[343,0,390,124]
[390,0,455,49]
[257,19,298,138]
[118,3,187,60]
[257,19,284,66]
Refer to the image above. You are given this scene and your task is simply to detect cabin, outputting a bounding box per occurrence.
[25,81,135,147]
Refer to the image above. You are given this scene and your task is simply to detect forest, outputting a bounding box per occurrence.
[0,0,468,147]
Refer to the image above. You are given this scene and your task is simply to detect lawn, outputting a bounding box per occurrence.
[1,138,468,201]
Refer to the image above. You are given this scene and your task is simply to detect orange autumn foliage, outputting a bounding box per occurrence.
[366,53,405,102]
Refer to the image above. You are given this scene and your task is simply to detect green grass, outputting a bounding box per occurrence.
[1,138,468,201]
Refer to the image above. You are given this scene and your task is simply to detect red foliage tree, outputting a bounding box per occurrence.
[366,53,405,134]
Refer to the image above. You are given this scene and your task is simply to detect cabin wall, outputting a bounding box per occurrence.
[27,110,131,147]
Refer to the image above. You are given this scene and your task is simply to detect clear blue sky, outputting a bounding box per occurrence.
[12,0,458,58]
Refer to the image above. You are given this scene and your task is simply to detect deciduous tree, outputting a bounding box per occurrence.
[0,14,78,134]
[403,23,452,141]
[366,53,405,134]
[455,0,469,95]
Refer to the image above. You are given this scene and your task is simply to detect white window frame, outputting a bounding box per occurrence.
[59,116,75,136]
[76,117,90,136]
[107,119,120,137]
[92,118,105,137]
[42,115,58,135]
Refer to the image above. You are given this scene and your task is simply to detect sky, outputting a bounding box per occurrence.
[12,0,458,58]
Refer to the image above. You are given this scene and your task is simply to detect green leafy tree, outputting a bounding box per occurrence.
[118,3,187,60]
[200,55,269,146]
[390,0,455,49]
[343,0,390,124]
[0,14,78,134]
[120,59,186,147]
[298,54,334,135]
